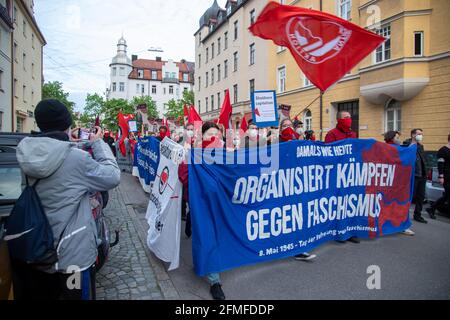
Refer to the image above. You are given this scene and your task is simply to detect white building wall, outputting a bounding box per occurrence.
[0,0,12,132]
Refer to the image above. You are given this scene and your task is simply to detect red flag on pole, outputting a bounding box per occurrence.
[217,89,232,130]
[188,105,203,124]
[163,117,171,138]
[249,2,385,92]
[95,115,100,127]
[240,116,248,132]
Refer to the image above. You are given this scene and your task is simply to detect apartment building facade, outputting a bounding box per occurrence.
[269,0,450,150]
[11,0,45,133]
[0,0,13,132]
[194,0,271,127]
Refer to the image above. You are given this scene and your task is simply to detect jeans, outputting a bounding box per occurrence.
[207,273,221,285]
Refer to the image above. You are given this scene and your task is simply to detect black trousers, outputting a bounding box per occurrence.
[11,259,96,300]
[182,199,192,238]
[413,177,426,218]
[431,181,450,214]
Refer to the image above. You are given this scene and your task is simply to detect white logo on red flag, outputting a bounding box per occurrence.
[286,17,352,64]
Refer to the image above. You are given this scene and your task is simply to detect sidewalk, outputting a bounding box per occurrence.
[95,181,178,300]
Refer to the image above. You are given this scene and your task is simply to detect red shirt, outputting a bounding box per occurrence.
[325,127,357,143]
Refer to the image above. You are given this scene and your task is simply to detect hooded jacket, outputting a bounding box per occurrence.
[16,135,121,273]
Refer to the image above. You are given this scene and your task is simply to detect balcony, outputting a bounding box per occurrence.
[162,77,179,84]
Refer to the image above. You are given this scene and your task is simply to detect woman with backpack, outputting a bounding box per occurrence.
[9,99,121,300]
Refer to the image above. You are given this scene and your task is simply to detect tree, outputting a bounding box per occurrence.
[130,96,159,120]
[42,81,76,122]
[164,99,184,122]
[181,90,195,107]
[84,93,105,121]
[102,99,134,132]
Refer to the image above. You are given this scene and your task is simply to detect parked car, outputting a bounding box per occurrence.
[424,151,446,212]
[0,133,28,300]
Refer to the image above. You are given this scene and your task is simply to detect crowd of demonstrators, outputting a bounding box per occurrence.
[427,134,450,217]
[11,99,121,300]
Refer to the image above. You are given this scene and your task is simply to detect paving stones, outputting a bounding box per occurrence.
[95,188,164,300]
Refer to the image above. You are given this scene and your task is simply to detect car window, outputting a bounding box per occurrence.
[0,167,23,201]
[424,151,437,170]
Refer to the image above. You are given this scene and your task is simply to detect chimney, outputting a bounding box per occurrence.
[132,55,138,62]
[156,57,162,62]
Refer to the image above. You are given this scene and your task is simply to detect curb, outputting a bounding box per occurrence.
[118,184,180,300]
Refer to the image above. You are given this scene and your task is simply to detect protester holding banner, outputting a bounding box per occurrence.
[157,126,169,141]
[325,111,360,244]
[241,120,268,149]
[279,118,300,143]
[179,121,226,300]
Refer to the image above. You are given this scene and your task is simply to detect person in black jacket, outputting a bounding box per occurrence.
[427,134,450,217]
[408,129,428,223]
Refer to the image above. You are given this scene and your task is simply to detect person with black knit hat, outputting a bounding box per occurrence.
[12,99,121,300]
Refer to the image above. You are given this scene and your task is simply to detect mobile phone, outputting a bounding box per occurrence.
[79,129,90,140]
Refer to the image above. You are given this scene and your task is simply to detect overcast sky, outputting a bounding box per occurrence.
[35,0,227,112]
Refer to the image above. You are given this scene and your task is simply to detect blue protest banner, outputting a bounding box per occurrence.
[188,139,416,276]
[132,137,160,193]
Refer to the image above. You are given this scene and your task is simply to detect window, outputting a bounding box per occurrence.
[234,21,238,40]
[16,117,24,133]
[303,110,312,131]
[414,31,424,56]
[218,37,221,55]
[31,91,34,105]
[206,48,209,63]
[249,79,255,97]
[217,92,221,109]
[206,97,209,112]
[23,85,26,102]
[233,84,238,104]
[13,79,17,97]
[250,9,256,25]
[211,43,215,59]
[119,67,125,76]
[211,68,214,85]
[13,6,17,22]
[198,54,201,67]
[304,74,311,87]
[278,66,286,93]
[23,53,26,70]
[183,73,189,82]
[112,67,117,76]
[13,43,17,61]
[137,69,144,78]
[152,85,157,94]
[119,82,125,92]
[198,76,201,91]
[224,32,228,50]
[227,5,232,15]
[151,70,157,80]
[169,86,174,94]
[184,87,188,93]
[163,87,166,95]
[0,70,3,91]
[198,32,202,47]
[233,52,238,72]
[23,20,26,37]
[198,100,201,113]
[206,72,209,87]
[249,43,255,65]
[217,64,221,82]
[211,95,215,110]
[0,111,3,131]
[112,82,116,92]
[171,72,176,79]
[32,34,35,49]
[136,84,140,93]
[141,85,145,94]
[385,99,401,132]
[338,0,351,20]
[224,60,228,78]
[375,26,391,63]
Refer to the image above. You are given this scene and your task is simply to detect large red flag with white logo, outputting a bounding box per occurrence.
[249,2,385,92]
[217,89,232,130]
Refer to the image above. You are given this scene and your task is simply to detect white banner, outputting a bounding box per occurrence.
[146,138,185,271]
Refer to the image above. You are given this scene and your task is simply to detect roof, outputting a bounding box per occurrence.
[128,59,195,82]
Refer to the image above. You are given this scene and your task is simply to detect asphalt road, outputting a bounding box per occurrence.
[122,173,450,300]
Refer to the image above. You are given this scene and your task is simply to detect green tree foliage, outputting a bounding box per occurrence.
[164,99,184,122]
[42,81,76,122]
[130,96,159,120]
[102,99,135,132]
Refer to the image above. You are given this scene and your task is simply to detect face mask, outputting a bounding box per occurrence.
[249,129,258,138]
[337,118,352,132]
[202,136,223,149]
[281,127,299,142]
[415,134,423,142]
[296,128,304,136]
[186,130,194,138]
[233,138,241,146]
[394,138,402,145]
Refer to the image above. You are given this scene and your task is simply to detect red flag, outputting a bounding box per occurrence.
[163,117,171,138]
[183,104,189,117]
[249,2,385,92]
[240,116,248,132]
[95,115,100,127]
[217,89,232,130]
[118,113,135,157]
[188,105,203,124]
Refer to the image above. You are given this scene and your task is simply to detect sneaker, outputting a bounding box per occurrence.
[210,283,225,300]
[347,236,360,244]
[426,208,436,220]
[401,228,415,236]
[414,216,428,224]
[294,252,317,261]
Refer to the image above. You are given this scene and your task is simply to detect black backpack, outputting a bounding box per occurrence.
[4,177,58,266]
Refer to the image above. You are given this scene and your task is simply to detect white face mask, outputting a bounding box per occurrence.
[249,129,258,138]
[233,138,240,146]
[296,128,304,136]
[415,134,423,142]
[186,130,194,138]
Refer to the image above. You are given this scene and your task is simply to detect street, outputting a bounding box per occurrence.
[102,173,450,300]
